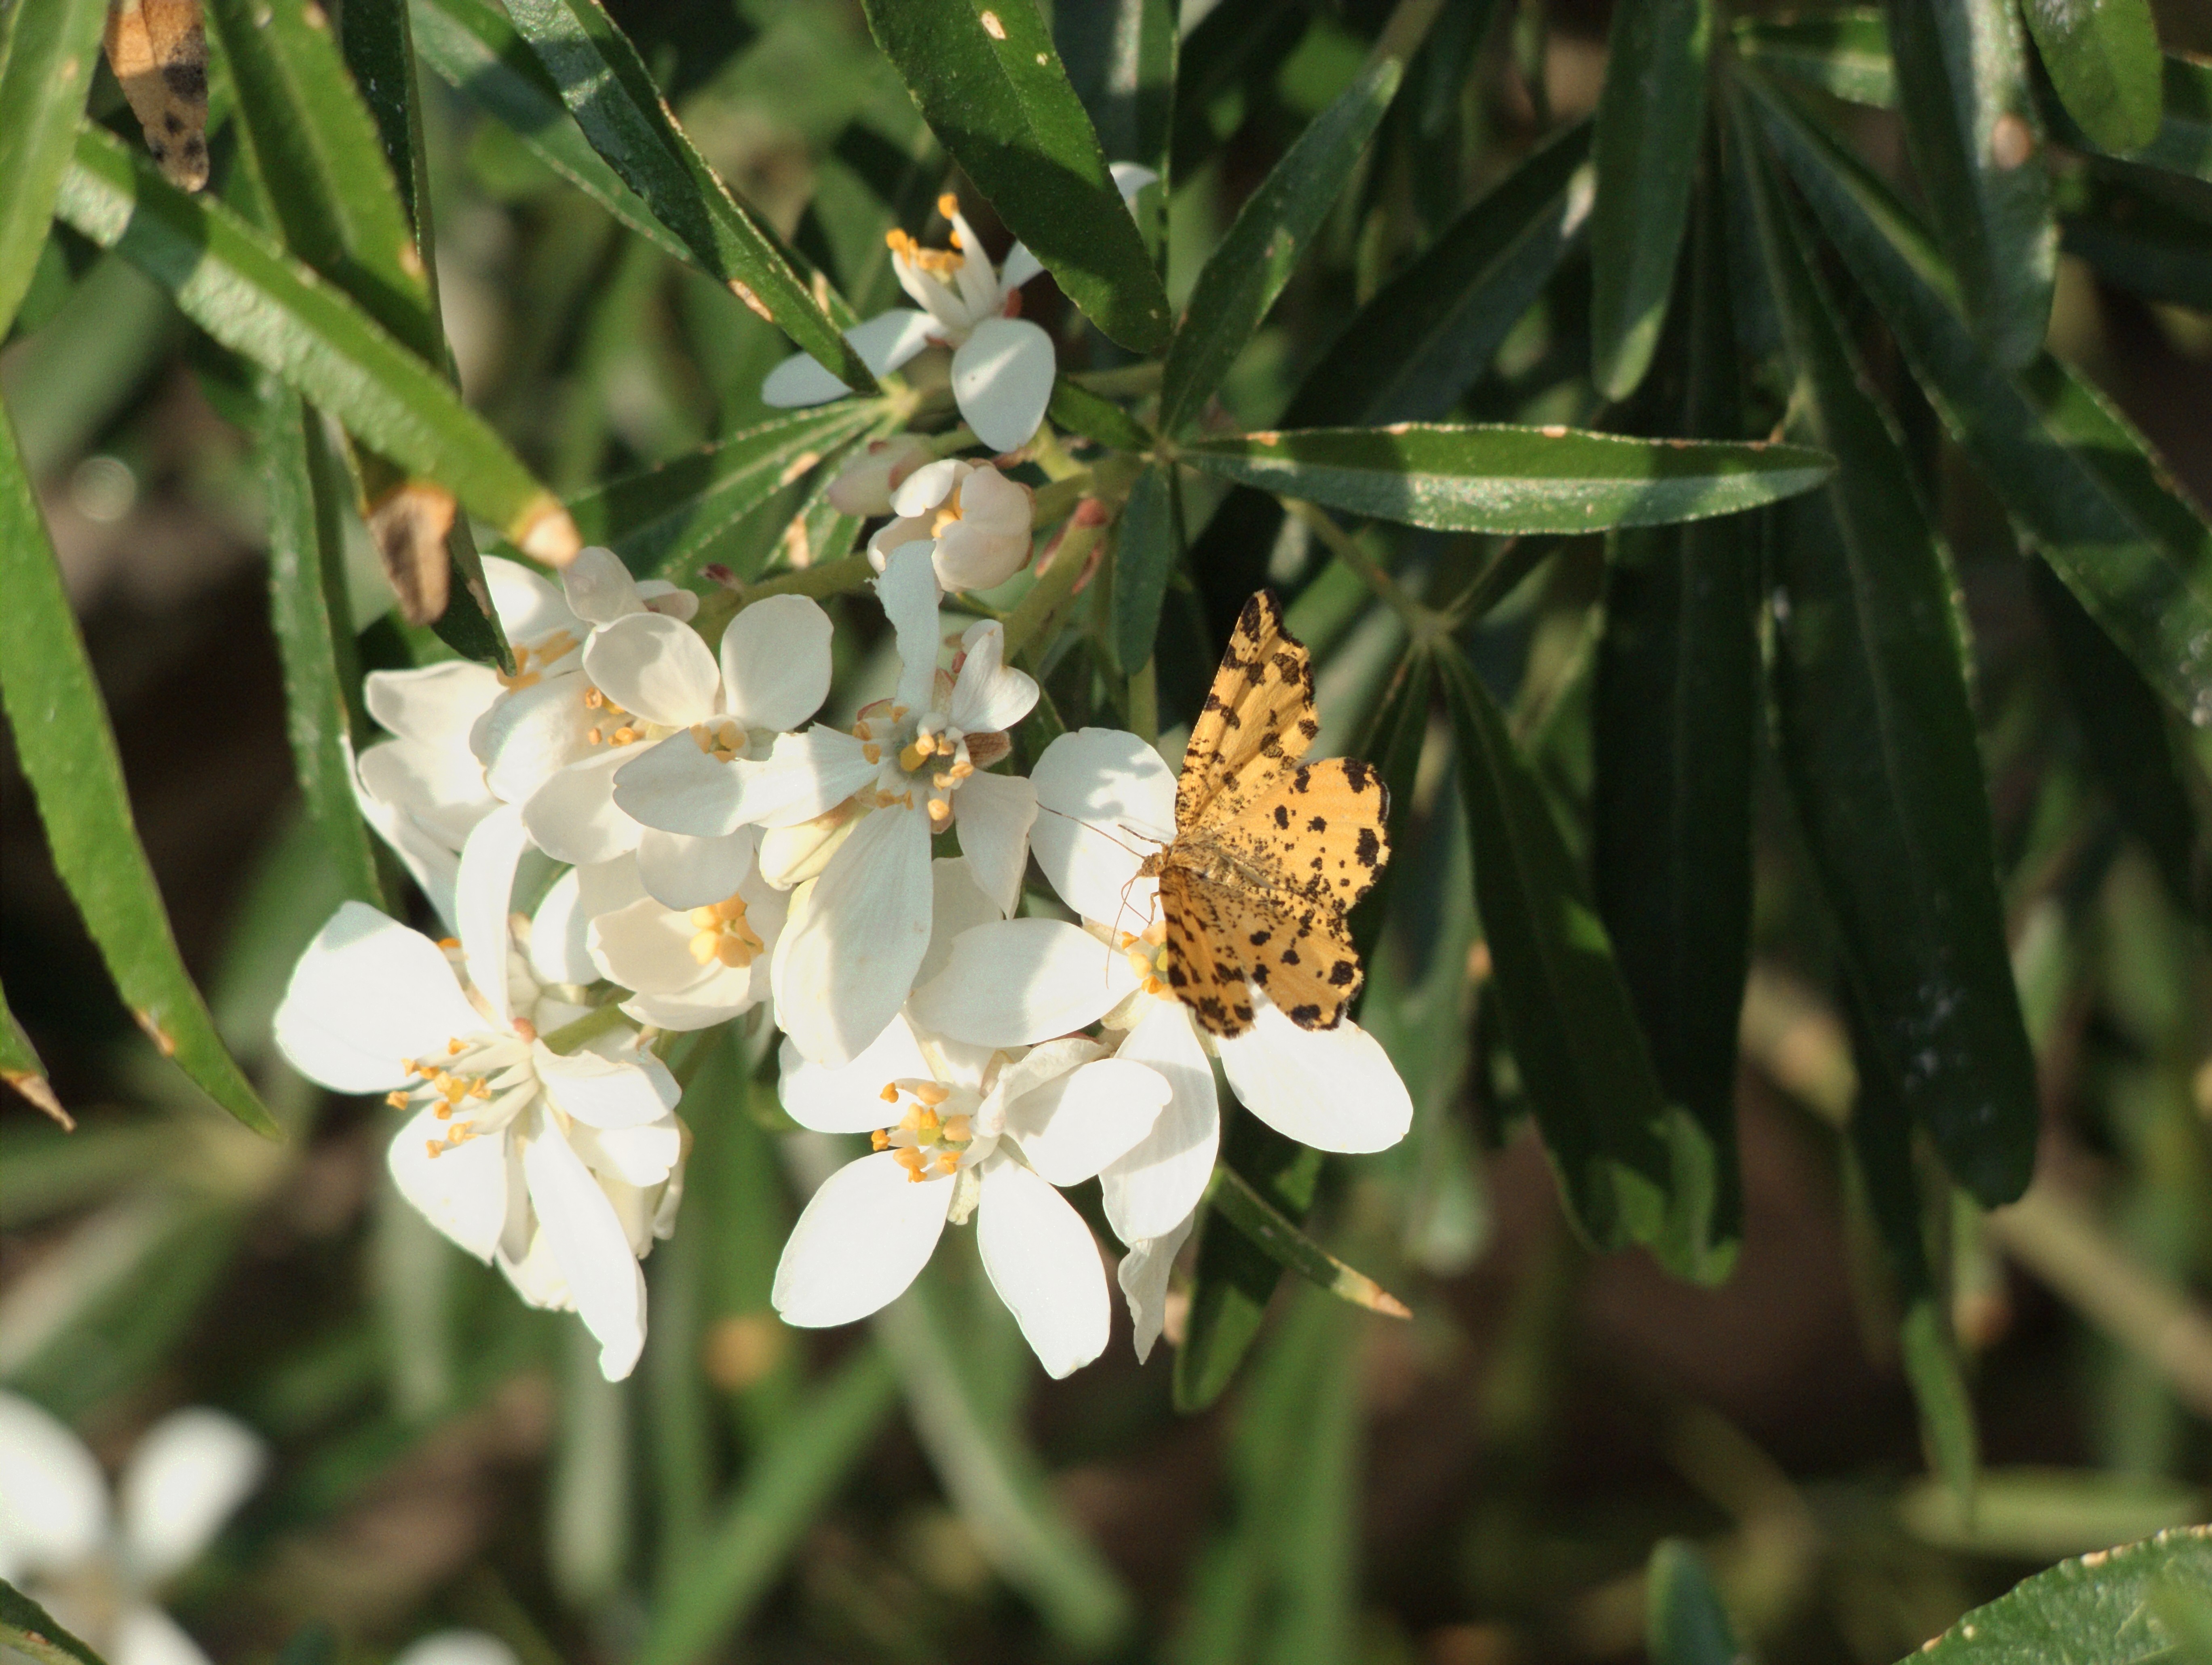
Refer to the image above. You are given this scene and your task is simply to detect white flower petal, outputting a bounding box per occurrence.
[567,1115,683,1188]
[1003,1057,1171,1186]
[773,805,934,1069]
[388,1105,513,1261]
[527,868,597,987]
[476,672,592,804]
[916,857,1001,988]
[762,310,935,406]
[521,1116,650,1380]
[1110,161,1160,202]
[583,613,720,728]
[909,918,1134,1046]
[617,728,874,836]
[1117,1208,1195,1366]
[1030,728,1175,925]
[0,1391,108,1580]
[365,660,503,747]
[456,804,532,1024]
[761,350,855,407]
[638,580,699,622]
[523,745,648,866]
[947,622,1038,736]
[951,316,1055,453]
[618,976,758,1031]
[975,1157,1109,1378]
[483,556,583,643]
[772,1151,952,1327]
[532,1039,680,1130]
[719,594,835,731]
[953,771,1036,917]
[393,1632,523,1665]
[114,1606,215,1665]
[776,1014,931,1133]
[118,1408,266,1585]
[274,904,484,1093]
[889,456,964,518]
[635,825,758,910]
[351,761,461,929]
[560,546,645,626]
[1216,994,1412,1154]
[358,736,496,851]
[1100,999,1220,1242]
[876,543,943,714]
[587,894,703,995]
[998,241,1043,291]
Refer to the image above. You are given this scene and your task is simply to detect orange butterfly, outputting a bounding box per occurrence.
[1138,591,1390,1037]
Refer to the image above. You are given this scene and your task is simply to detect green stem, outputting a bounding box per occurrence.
[741,552,878,605]
[1283,498,1428,632]
[1127,656,1159,744]
[541,1001,632,1055]
[1445,534,1561,624]
[1029,471,1095,527]
[1070,363,1163,398]
[1002,518,1107,660]
[1028,422,1087,482]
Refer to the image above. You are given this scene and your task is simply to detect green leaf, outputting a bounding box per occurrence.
[409,0,697,267]
[859,0,1171,354]
[1178,423,1834,535]
[2059,170,2212,312]
[1646,1539,1741,1665]
[1047,375,1153,453]
[1908,1525,2212,1664]
[1437,647,1710,1275]
[1882,0,2054,366]
[0,0,106,335]
[1206,1163,1413,1318]
[2021,0,2162,156]
[1,984,66,1128]
[502,0,875,386]
[0,1578,108,1665]
[1053,0,1176,185]
[57,123,576,562]
[1289,118,1595,428]
[260,379,386,911]
[1749,76,2212,727]
[1348,649,1436,967]
[565,402,884,580]
[1157,58,1400,434]
[0,408,280,1140]
[1737,113,2038,1207]
[1588,0,1713,400]
[1108,462,1180,676]
[1175,1115,1322,1413]
[2138,55,2212,182]
[1731,10,1895,109]
[1901,1469,2207,1562]
[1593,160,1750,1274]
[636,1348,899,1665]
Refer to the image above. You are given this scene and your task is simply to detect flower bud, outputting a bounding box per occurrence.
[826,434,934,517]
[862,457,1035,592]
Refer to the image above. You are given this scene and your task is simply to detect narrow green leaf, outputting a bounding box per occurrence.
[502,0,875,386]
[1348,649,1435,967]
[1843,982,1980,1505]
[1053,0,1176,185]
[1158,58,1400,434]
[56,122,575,561]
[860,0,1171,353]
[0,1579,108,1665]
[1108,462,1180,676]
[2139,55,2212,182]
[261,379,386,910]
[2060,171,2212,311]
[1,984,67,1128]
[1883,0,2055,366]
[1290,118,1595,428]
[1588,0,1712,400]
[565,402,884,580]
[1047,376,1152,453]
[0,409,280,1140]
[1593,158,1750,1275]
[1737,114,2038,1206]
[1730,10,1895,109]
[0,0,106,334]
[1911,1525,2212,1663]
[1750,76,2212,726]
[1175,1116,1322,1413]
[1206,1163,1412,1318]
[636,1348,899,1665]
[1168,0,1308,181]
[409,0,697,267]
[1646,1540,1741,1665]
[1437,647,1708,1272]
[1178,424,1833,535]
[2022,0,2162,156]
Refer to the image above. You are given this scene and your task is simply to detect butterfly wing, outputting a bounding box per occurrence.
[1219,759,1392,917]
[1156,866,1257,1037]
[1175,591,1319,832]
[1159,859,1370,1036]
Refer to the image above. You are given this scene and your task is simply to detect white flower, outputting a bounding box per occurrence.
[865,457,1036,594]
[770,1014,1170,1377]
[272,808,685,1381]
[907,727,1412,1289]
[0,1391,266,1665]
[825,434,936,517]
[511,588,834,911]
[586,855,790,1031]
[761,191,1066,453]
[393,1635,521,1665]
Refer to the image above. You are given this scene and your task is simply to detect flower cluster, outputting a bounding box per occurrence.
[274,185,1409,1385]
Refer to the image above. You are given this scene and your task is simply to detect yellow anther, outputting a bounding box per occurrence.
[585,727,604,745]
[447,1038,465,1055]
[912,1081,949,1106]
[863,742,882,764]
[927,797,952,825]
[611,725,639,746]
[880,1082,901,1102]
[853,719,873,741]
[937,192,959,220]
[690,906,718,929]
[437,937,460,950]
[386,1090,409,1109]
[872,1128,891,1150]
[425,1140,444,1160]
[894,1148,927,1181]
[940,1114,971,1144]
[899,739,932,773]
[585,687,604,709]
[688,931,720,966]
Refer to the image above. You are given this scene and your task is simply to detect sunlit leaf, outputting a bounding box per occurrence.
[1911,1526,2212,1663]
[0,0,106,335]
[1054,0,1176,187]
[1206,1164,1412,1318]
[1730,10,1894,108]
[0,985,67,1129]
[2021,0,2162,157]
[0,1579,107,1665]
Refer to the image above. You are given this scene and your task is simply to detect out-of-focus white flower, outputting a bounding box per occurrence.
[908,727,1412,1341]
[0,1391,266,1665]
[770,1014,1170,1377]
[865,457,1035,593]
[392,1632,523,1665]
[825,434,936,518]
[273,808,684,1380]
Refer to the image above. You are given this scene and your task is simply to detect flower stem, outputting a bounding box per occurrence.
[1070,363,1163,398]
[741,552,878,605]
[541,1001,633,1055]
[1002,514,1106,660]
[1029,472,1095,527]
